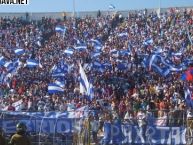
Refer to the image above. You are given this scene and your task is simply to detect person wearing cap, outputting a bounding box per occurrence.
[9,122,31,145]
[0,128,6,145]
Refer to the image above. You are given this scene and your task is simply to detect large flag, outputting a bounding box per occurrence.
[79,63,89,95]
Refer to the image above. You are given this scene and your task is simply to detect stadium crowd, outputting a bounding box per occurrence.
[0,8,193,126]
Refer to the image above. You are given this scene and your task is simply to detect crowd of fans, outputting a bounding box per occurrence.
[0,8,193,125]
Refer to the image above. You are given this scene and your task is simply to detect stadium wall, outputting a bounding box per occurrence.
[0,7,192,20]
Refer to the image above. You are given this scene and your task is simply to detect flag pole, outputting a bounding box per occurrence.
[158,0,161,17]
[73,0,76,18]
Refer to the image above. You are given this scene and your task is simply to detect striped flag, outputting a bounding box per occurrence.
[79,63,89,95]
[4,61,12,68]
[64,48,74,55]
[55,80,65,88]
[14,48,25,55]
[74,46,87,51]
[48,83,64,94]
[55,25,67,33]
[109,4,115,9]
[26,59,39,68]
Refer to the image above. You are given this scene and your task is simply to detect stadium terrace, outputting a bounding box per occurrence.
[0,0,28,4]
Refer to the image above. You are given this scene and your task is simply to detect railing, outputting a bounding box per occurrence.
[0,109,192,145]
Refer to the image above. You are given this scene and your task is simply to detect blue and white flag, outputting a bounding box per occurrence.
[0,56,5,65]
[74,46,87,51]
[151,64,170,77]
[14,48,25,55]
[88,82,94,101]
[149,54,157,70]
[52,73,65,77]
[90,39,102,46]
[93,61,105,72]
[118,32,128,37]
[143,38,153,46]
[48,83,64,94]
[55,25,67,33]
[79,63,89,95]
[52,64,68,77]
[26,59,39,68]
[109,4,115,9]
[55,80,65,88]
[64,49,74,55]
[3,61,12,68]
[91,52,101,58]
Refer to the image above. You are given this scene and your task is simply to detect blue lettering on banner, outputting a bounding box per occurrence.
[2,118,72,134]
[102,123,186,145]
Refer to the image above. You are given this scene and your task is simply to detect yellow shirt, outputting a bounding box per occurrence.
[10,133,31,145]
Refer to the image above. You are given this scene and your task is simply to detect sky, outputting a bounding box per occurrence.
[0,0,193,12]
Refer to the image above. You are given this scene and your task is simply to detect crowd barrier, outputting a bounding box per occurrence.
[0,110,192,145]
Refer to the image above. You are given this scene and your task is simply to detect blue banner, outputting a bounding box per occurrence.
[2,118,72,134]
[102,123,186,145]
[0,112,187,144]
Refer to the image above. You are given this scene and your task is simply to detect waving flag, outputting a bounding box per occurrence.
[55,25,67,33]
[118,32,128,37]
[151,64,170,77]
[90,39,102,46]
[91,52,101,58]
[55,80,65,88]
[64,48,74,55]
[74,46,87,51]
[149,54,157,70]
[143,38,153,46]
[79,63,89,95]
[4,61,12,68]
[26,59,39,68]
[0,56,5,65]
[14,48,25,55]
[109,4,115,9]
[48,83,64,94]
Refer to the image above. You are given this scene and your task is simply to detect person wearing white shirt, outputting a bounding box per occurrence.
[137,109,147,144]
